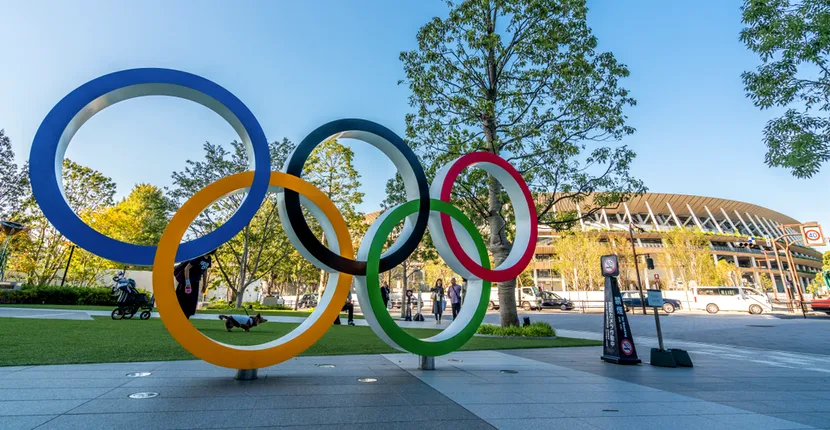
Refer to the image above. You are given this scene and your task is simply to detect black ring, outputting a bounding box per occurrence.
[282,118,430,275]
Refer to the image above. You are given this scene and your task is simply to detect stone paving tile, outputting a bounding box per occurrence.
[441,391,533,405]
[0,387,112,401]
[256,421,496,430]
[0,415,57,430]
[0,366,31,373]
[36,410,255,430]
[252,393,410,409]
[486,417,598,430]
[580,415,737,430]
[762,399,830,413]
[704,413,813,429]
[248,405,479,427]
[0,378,127,389]
[68,396,256,414]
[1,370,138,379]
[768,413,830,428]
[464,403,570,419]
[553,401,694,418]
[0,399,88,416]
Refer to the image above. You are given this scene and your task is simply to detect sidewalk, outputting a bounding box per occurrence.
[2,344,827,429]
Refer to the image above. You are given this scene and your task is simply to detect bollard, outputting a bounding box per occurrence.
[418,356,435,370]
[235,369,258,380]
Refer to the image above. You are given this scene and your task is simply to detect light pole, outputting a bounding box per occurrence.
[628,223,648,315]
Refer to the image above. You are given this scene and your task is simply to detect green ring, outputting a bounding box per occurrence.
[365,198,491,356]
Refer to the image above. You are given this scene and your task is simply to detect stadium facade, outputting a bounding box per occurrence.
[532,193,823,295]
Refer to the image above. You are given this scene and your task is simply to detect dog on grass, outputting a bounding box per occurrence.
[218,313,267,332]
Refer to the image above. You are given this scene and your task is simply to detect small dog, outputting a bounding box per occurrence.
[218,313,267,332]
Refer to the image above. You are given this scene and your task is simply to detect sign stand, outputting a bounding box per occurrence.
[600,255,641,365]
[647,289,693,368]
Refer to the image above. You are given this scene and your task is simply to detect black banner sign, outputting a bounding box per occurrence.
[601,255,640,365]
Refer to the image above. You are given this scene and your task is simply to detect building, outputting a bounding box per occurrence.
[531,193,824,295]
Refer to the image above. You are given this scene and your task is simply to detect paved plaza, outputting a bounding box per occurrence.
[3,307,830,429]
[2,341,830,429]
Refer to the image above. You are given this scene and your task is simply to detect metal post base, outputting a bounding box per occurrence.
[418,356,435,370]
[235,369,258,381]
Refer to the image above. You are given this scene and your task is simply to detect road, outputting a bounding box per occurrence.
[484,310,830,356]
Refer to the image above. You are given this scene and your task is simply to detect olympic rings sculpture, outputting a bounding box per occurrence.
[29,68,538,369]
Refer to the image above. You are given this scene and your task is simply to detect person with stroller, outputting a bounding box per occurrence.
[430,279,445,324]
[174,250,214,319]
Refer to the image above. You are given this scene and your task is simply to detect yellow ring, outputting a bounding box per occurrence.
[152,171,354,369]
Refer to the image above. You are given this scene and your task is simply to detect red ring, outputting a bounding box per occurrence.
[438,152,537,282]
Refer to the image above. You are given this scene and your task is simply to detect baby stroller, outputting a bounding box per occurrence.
[111,271,154,320]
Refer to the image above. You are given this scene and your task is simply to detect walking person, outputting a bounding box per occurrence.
[449,278,462,320]
[334,289,355,326]
[381,282,391,309]
[174,250,214,319]
[430,279,445,324]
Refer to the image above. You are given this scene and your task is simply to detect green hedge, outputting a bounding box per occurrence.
[0,285,120,306]
[476,321,555,337]
[204,299,292,311]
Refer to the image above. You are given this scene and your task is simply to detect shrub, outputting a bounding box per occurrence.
[475,321,555,337]
[206,300,293,311]
[204,300,234,310]
[0,285,120,306]
[524,321,556,337]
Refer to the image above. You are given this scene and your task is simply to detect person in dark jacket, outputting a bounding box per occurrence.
[448,278,462,320]
[430,279,445,324]
[381,283,391,309]
[334,290,355,326]
[173,251,213,319]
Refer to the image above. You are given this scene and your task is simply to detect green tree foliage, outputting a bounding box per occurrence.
[303,139,366,243]
[381,173,440,294]
[662,228,712,288]
[168,139,295,306]
[400,0,643,325]
[549,231,607,291]
[11,160,116,286]
[0,130,25,220]
[94,184,174,247]
[302,139,366,295]
[741,0,830,178]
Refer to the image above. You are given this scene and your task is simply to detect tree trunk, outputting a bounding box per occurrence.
[235,225,250,308]
[400,260,408,318]
[317,231,326,297]
[482,6,518,327]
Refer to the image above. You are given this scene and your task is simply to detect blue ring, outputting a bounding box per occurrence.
[29,68,270,265]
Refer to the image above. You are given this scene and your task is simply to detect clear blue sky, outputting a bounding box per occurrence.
[1,0,827,235]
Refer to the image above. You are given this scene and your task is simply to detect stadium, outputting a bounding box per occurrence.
[531,193,824,297]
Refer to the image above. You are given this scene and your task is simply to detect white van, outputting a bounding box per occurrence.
[488,286,541,311]
[691,286,773,314]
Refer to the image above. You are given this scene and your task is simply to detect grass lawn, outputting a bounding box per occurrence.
[0,316,601,366]
[0,304,364,319]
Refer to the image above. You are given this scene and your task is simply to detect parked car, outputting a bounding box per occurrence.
[389,292,403,309]
[539,291,574,311]
[488,286,542,311]
[809,297,830,315]
[690,286,772,314]
[621,291,682,314]
[297,293,318,309]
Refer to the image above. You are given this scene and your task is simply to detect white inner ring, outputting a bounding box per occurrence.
[354,203,484,352]
[55,83,256,209]
[428,158,532,278]
[277,129,421,270]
